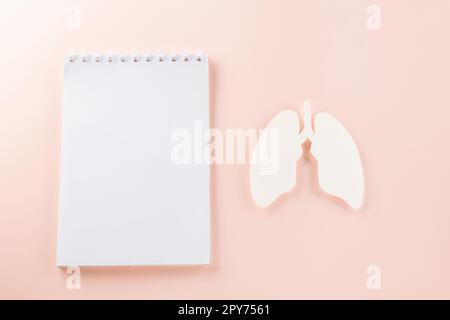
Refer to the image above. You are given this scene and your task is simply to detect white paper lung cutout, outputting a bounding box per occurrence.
[250,110,302,207]
[250,102,364,209]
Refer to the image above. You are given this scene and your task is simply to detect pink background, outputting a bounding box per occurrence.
[1,0,450,299]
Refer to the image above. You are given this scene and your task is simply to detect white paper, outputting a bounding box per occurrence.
[57,55,210,266]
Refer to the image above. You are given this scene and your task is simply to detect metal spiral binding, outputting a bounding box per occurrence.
[67,52,205,63]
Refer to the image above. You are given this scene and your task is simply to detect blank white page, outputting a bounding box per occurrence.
[57,54,210,266]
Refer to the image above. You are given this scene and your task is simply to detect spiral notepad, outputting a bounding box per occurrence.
[57,53,210,266]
